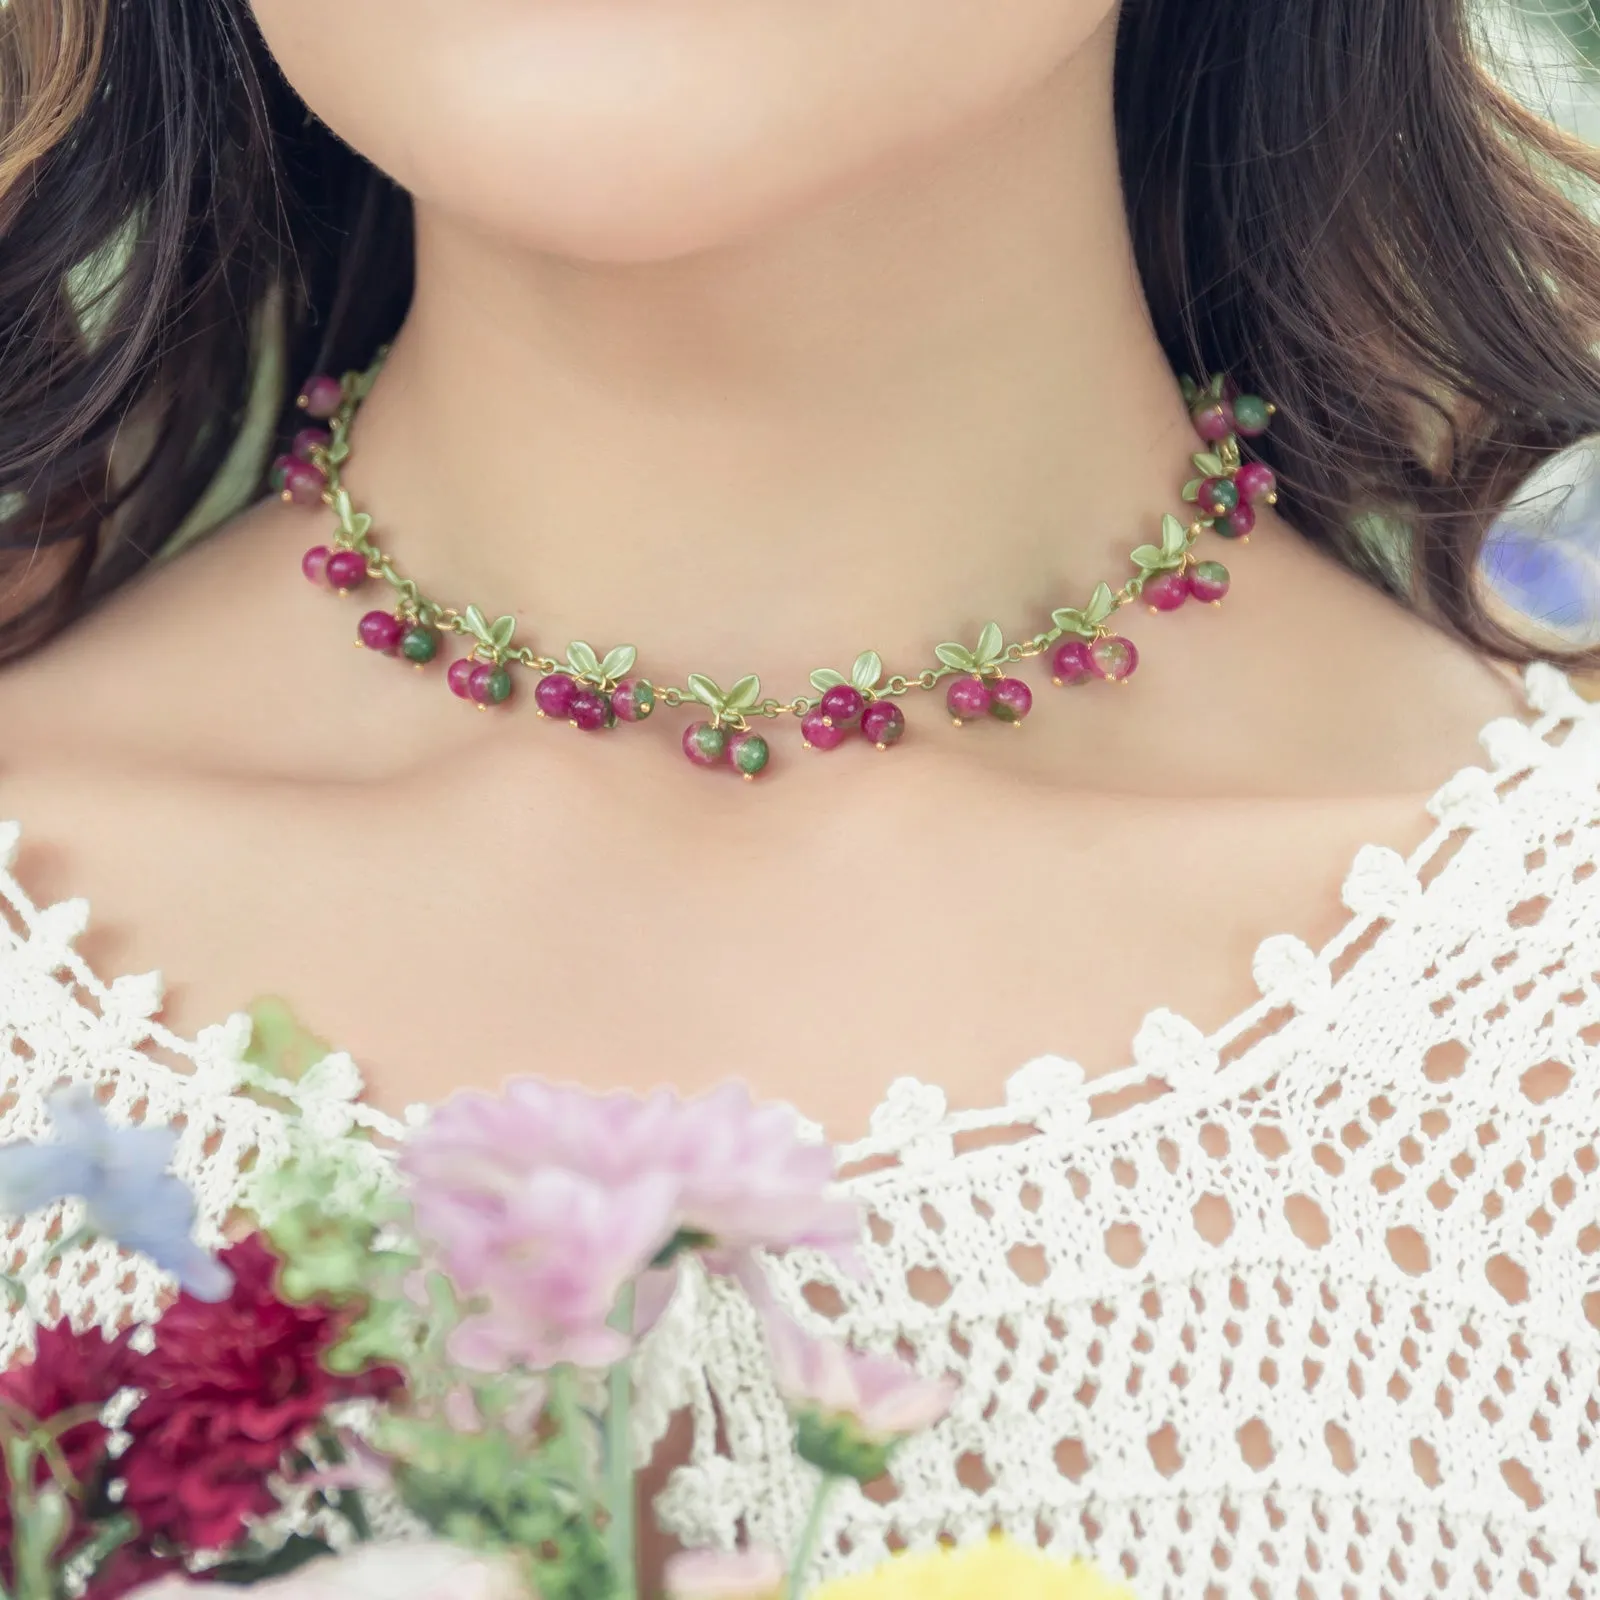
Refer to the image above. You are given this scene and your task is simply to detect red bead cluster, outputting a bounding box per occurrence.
[944,675,1034,727]
[528,669,655,730]
[801,686,907,752]
[1049,635,1141,687]
[268,377,343,506]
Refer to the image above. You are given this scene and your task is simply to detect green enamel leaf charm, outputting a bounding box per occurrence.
[1084,582,1117,626]
[726,674,762,712]
[850,650,884,693]
[935,642,976,672]
[1180,374,1200,407]
[810,668,848,692]
[1162,513,1190,557]
[1219,436,1242,472]
[462,606,494,647]
[1191,451,1225,478]
[1052,582,1119,638]
[490,616,517,650]
[687,673,726,712]
[566,640,601,678]
[599,645,637,682]
[1207,372,1227,400]
[326,437,351,467]
[1181,478,1203,503]
[974,622,1005,667]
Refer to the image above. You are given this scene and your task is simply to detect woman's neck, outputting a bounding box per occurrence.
[343,29,1196,685]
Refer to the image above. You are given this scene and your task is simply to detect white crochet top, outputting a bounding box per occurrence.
[2,663,1598,1599]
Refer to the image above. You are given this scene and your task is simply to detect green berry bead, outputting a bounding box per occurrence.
[1232,393,1272,436]
[483,667,513,704]
[400,626,440,664]
[1198,476,1239,516]
[729,732,771,780]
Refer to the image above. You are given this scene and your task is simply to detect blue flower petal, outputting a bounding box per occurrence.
[0,1141,98,1216]
[171,1244,235,1303]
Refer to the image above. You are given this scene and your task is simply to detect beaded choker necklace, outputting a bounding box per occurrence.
[275,356,1275,780]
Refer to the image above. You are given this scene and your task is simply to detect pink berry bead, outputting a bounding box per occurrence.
[358,611,403,653]
[819,685,865,729]
[801,708,847,751]
[1234,461,1277,504]
[469,663,513,706]
[683,722,727,768]
[1050,638,1097,687]
[612,678,655,722]
[1191,400,1235,442]
[279,458,327,507]
[325,550,368,592]
[301,545,330,585]
[297,375,344,420]
[988,677,1033,724]
[1214,500,1256,540]
[946,676,992,724]
[1090,635,1140,683]
[569,687,611,731]
[1144,571,1191,613]
[448,659,476,699]
[291,427,332,462]
[861,701,906,749]
[1189,560,1231,604]
[534,672,579,719]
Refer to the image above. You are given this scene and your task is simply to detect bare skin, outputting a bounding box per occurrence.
[0,8,1520,1136]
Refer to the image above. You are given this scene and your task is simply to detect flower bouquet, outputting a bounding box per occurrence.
[0,1076,1127,1600]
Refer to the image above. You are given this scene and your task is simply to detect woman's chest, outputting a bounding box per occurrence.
[4,754,1431,1134]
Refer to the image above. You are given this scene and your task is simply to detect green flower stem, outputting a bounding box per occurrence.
[5,1432,52,1600]
[787,1474,838,1599]
[605,1285,638,1600]
[545,1366,593,1508]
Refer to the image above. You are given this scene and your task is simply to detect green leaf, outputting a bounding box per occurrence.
[1161,513,1190,557]
[244,998,331,1084]
[1130,544,1170,571]
[974,621,1004,665]
[1219,436,1242,472]
[462,605,491,644]
[1181,478,1203,503]
[935,642,975,671]
[326,437,351,466]
[1207,372,1227,400]
[348,512,373,544]
[599,645,637,681]
[727,674,762,711]
[566,639,601,678]
[491,616,517,650]
[331,488,353,526]
[1179,374,1200,407]
[1085,582,1118,626]
[1191,451,1225,477]
[687,673,725,711]
[850,650,883,692]
[1051,609,1089,638]
[810,668,847,692]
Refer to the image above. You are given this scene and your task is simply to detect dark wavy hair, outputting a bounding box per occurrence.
[2,0,1599,666]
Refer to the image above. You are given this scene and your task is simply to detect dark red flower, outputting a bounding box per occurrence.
[0,1320,135,1586]
[116,1234,397,1554]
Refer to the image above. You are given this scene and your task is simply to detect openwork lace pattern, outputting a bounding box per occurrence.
[0,666,1597,1597]
[647,666,1600,1599]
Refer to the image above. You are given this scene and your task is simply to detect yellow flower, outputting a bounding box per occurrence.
[810,1537,1133,1600]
